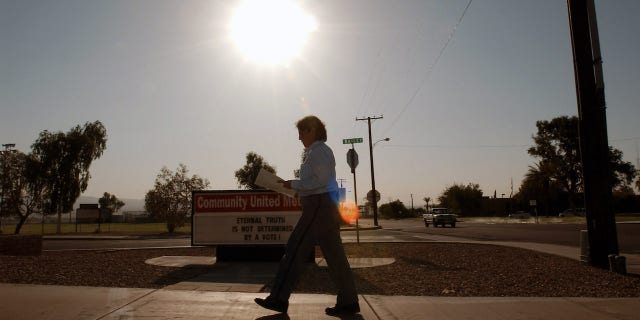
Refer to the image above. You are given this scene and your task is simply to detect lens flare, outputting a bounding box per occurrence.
[338,200,359,224]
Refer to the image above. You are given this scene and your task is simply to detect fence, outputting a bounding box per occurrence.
[0,220,192,235]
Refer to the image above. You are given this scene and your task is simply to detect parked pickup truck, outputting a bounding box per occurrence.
[423,208,457,228]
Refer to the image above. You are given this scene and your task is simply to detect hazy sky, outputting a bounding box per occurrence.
[2,0,639,209]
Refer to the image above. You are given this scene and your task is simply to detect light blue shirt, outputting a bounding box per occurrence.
[290,141,339,197]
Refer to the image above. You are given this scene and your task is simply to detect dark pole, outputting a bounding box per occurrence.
[367,117,378,226]
[567,0,618,269]
[351,144,360,244]
[356,115,383,226]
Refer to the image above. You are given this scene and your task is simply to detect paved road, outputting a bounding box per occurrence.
[370,218,640,253]
[43,218,640,254]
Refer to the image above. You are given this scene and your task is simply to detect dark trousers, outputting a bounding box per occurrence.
[269,192,358,306]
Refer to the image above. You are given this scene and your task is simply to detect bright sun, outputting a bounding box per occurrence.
[230,0,317,65]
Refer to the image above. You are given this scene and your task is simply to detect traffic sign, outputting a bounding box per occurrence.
[346,149,359,173]
[342,138,363,144]
[367,190,380,203]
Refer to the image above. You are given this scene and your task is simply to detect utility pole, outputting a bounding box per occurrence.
[356,115,383,226]
[567,0,618,270]
[635,141,639,170]
[337,178,347,205]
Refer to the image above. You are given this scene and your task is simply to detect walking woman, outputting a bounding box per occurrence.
[255,115,359,316]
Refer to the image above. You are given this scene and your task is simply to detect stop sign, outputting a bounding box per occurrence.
[346,149,358,173]
[367,190,380,203]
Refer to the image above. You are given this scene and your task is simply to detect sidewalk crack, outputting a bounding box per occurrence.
[95,288,160,320]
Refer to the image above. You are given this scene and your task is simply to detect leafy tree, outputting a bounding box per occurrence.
[30,121,107,233]
[1,148,49,234]
[17,155,47,234]
[613,185,635,196]
[528,116,637,208]
[144,164,209,233]
[144,189,169,224]
[0,148,20,231]
[379,199,412,219]
[99,192,125,216]
[612,185,638,213]
[438,183,483,216]
[413,207,427,216]
[528,116,582,208]
[608,148,636,191]
[234,152,276,189]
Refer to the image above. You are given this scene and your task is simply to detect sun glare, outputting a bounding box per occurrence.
[338,200,359,224]
[230,0,317,65]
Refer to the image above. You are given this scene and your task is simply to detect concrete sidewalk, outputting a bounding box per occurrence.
[1,283,638,320]
[3,221,639,319]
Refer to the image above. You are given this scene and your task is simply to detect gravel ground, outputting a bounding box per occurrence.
[1,243,639,297]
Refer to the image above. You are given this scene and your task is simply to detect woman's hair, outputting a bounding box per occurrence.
[296,115,327,142]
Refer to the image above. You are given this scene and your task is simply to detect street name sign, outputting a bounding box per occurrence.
[343,138,363,144]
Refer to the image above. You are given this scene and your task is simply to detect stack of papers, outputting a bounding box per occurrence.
[254,168,297,198]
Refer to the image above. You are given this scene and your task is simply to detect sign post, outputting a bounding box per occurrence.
[529,200,538,224]
[343,138,363,243]
[346,147,360,243]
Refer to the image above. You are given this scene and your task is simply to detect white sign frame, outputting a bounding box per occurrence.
[191,190,302,246]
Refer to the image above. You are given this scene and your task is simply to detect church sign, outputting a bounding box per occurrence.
[191,190,302,246]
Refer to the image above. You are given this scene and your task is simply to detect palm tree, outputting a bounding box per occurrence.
[523,161,555,216]
[423,197,431,212]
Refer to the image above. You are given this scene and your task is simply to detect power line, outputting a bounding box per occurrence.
[353,32,400,135]
[355,50,383,126]
[382,0,474,136]
[610,137,640,142]
[382,143,531,149]
[375,135,640,150]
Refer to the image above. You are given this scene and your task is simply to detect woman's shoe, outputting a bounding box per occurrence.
[254,297,289,313]
[325,302,360,315]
